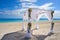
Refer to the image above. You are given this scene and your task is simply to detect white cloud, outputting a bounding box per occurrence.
[40,10,60,18]
[20,2,60,19]
[21,3,27,8]
[39,3,54,10]
[0,9,60,19]
[21,2,36,8]
[0,9,25,18]
[20,0,37,2]
[39,3,53,8]
[0,12,3,14]
[19,0,54,10]
[20,2,55,18]
[28,2,54,10]
[18,0,55,12]
[21,2,54,10]
[0,1,58,19]
[54,10,60,18]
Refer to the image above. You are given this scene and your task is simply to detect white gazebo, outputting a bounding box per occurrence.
[22,8,54,38]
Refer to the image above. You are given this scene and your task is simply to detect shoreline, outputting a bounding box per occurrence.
[0,20,60,23]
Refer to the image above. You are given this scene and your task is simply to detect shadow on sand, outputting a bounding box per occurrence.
[1,30,54,40]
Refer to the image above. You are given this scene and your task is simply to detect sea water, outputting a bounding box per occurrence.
[0,18,60,23]
[0,19,22,23]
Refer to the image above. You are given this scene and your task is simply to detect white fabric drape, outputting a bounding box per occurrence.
[23,8,52,22]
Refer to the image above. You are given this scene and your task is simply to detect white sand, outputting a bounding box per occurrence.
[0,21,60,40]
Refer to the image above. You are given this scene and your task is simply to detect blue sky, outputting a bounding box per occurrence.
[0,0,60,19]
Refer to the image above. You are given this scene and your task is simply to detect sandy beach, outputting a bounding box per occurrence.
[0,21,60,40]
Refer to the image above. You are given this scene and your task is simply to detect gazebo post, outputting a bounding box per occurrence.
[50,11,54,33]
[25,8,32,38]
[21,14,26,31]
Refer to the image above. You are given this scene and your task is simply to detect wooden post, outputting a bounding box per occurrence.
[50,10,54,33]
[27,22,31,33]
[25,8,32,38]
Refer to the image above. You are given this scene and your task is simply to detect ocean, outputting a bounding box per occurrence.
[0,18,60,23]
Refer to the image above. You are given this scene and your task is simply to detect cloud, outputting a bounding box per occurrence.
[20,0,37,2]
[18,0,54,10]
[0,1,56,19]
[21,2,54,10]
[0,9,24,18]
[54,10,60,18]
[40,3,53,8]
[21,2,36,8]
[0,8,60,19]
[40,10,60,18]
[39,2,54,9]
[0,12,3,14]
[20,2,60,18]
[28,2,54,10]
